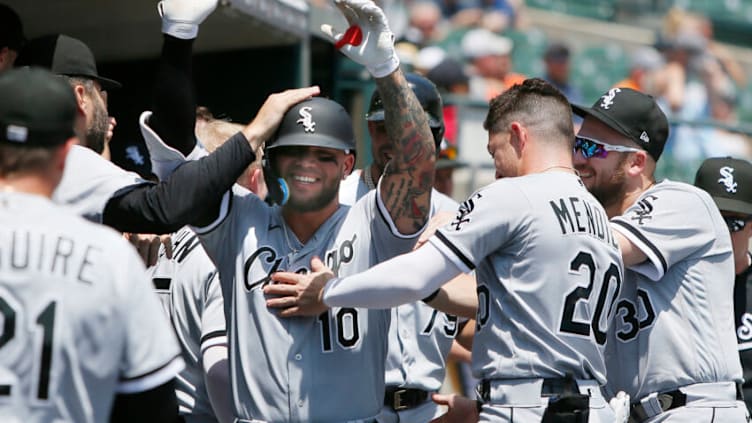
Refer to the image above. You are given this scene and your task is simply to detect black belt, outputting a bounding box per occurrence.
[630,383,744,423]
[479,378,581,402]
[384,387,430,411]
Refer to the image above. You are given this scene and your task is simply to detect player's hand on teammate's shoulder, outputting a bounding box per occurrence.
[265,256,333,317]
[414,211,455,251]
[429,393,479,423]
[124,233,173,267]
[241,86,321,151]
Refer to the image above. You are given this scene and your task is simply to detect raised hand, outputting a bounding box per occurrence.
[158,0,219,39]
[264,256,334,317]
[242,86,321,151]
[320,0,399,78]
[414,211,456,251]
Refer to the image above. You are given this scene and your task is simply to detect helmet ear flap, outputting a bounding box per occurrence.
[262,150,289,206]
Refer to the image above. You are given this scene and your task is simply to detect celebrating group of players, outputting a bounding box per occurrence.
[1,0,751,422]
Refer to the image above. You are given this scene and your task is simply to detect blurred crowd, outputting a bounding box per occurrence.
[357,1,752,181]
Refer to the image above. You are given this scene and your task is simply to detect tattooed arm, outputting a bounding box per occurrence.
[376,70,436,234]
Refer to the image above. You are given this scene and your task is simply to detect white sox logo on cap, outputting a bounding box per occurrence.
[718,166,738,193]
[599,88,621,110]
[296,106,316,133]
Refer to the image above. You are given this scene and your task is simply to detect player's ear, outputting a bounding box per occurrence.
[72,83,87,112]
[626,150,647,177]
[342,153,355,177]
[509,121,526,156]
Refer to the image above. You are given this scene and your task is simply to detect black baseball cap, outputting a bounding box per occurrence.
[544,43,570,61]
[0,4,25,51]
[572,88,669,161]
[0,67,77,146]
[15,34,121,90]
[694,157,752,216]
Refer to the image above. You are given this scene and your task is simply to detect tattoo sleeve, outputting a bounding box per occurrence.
[375,70,436,235]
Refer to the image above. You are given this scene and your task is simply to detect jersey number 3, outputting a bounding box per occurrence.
[0,292,57,401]
[560,251,621,345]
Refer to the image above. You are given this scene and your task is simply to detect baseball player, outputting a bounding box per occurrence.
[140,1,437,421]
[338,73,465,422]
[0,68,182,423]
[11,0,256,236]
[694,157,752,413]
[572,88,747,421]
[148,119,266,423]
[268,78,622,422]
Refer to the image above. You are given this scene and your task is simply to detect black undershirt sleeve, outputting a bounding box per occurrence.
[148,35,197,156]
[109,378,179,423]
[103,132,254,234]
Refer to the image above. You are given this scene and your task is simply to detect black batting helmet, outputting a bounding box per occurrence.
[263,97,356,205]
[366,73,445,150]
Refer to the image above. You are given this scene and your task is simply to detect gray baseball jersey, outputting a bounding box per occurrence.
[147,226,224,423]
[429,172,623,384]
[52,144,148,222]
[196,185,419,422]
[605,180,742,399]
[340,175,461,395]
[0,192,182,423]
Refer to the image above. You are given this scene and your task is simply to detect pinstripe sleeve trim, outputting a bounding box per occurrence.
[434,231,475,272]
[611,220,667,277]
[116,355,184,394]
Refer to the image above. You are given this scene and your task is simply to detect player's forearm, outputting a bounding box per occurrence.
[323,242,460,308]
[376,70,436,234]
[149,35,198,156]
[103,132,255,233]
[204,346,234,423]
[426,272,478,319]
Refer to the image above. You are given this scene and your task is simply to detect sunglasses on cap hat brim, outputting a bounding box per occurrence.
[574,136,643,159]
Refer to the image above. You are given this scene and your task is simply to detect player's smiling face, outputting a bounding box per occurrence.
[275,145,354,212]
[573,116,632,207]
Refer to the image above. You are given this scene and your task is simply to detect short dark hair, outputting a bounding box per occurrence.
[483,78,574,146]
[0,143,59,177]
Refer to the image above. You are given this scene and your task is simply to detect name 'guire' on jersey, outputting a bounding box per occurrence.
[0,228,102,285]
[549,195,618,249]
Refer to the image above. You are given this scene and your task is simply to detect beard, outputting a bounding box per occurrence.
[85,103,109,154]
[286,178,341,212]
[587,155,629,209]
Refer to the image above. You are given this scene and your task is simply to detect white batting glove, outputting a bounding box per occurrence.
[158,0,218,39]
[321,0,399,78]
[609,391,630,423]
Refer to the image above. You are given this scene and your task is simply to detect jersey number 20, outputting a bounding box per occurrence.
[560,251,621,345]
[0,292,57,401]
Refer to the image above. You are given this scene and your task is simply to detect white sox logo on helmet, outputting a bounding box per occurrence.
[718,166,738,193]
[599,88,621,110]
[297,106,316,133]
